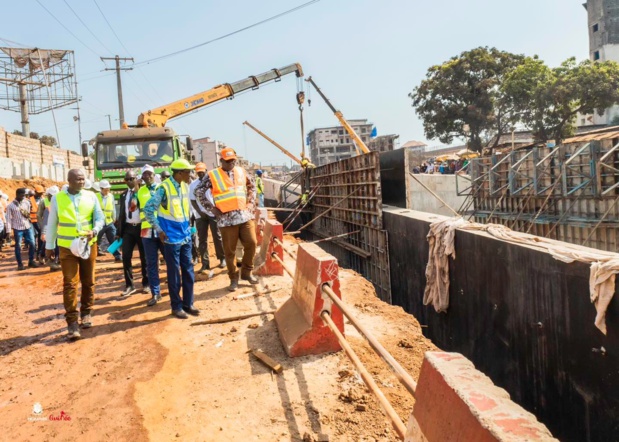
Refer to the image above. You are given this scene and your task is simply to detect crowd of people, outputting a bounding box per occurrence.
[0,147,267,340]
[412,158,470,175]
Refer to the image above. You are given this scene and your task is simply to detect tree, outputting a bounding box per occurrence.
[12,130,22,136]
[40,135,57,147]
[29,132,39,140]
[502,58,619,143]
[410,47,524,152]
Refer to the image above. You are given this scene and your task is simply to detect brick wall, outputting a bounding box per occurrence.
[0,127,93,173]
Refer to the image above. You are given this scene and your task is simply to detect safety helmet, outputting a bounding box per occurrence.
[170,159,195,171]
[195,162,207,173]
[70,237,91,259]
[99,180,111,189]
[46,185,59,196]
[256,170,263,176]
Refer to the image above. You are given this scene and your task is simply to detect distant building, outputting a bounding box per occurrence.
[308,119,374,166]
[582,0,619,125]
[192,137,221,170]
[401,140,427,153]
[369,134,400,153]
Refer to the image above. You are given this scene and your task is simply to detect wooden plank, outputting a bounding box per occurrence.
[249,349,283,374]
[190,311,275,326]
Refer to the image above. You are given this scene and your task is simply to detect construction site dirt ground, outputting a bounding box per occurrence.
[0,237,437,442]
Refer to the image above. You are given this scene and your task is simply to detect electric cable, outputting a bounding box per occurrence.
[62,0,115,55]
[92,0,132,56]
[133,0,322,66]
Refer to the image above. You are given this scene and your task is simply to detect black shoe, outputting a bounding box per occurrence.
[17,264,25,271]
[228,279,239,292]
[172,309,188,319]
[120,286,137,297]
[28,260,39,268]
[147,295,161,307]
[50,262,61,272]
[241,274,259,284]
[114,256,122,263]
[182,305,200,316]
[219,259,226,269]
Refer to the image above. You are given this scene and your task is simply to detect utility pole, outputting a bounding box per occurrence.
[105,114,112,130]
[101,55,133,128]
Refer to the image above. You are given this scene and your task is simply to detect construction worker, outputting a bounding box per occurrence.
[117,170,149,297]
[144,159,199,319]
[255,170,265,208]
[45,169,104,340]
[0,192,7,249]
[6,188,39,271]
[30,185,45,262]
[96,180,122,262]
[195,147,258,292]
[137,165,165,307]
[38,185,61,272]
[190,162,226,278]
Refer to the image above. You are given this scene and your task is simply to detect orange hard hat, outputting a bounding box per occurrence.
[33,185,44,193]
[195,162,207,172]
[220,147,237,161]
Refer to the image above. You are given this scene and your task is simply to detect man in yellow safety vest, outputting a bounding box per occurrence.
[195,147,258,292]
[45,169,105,340]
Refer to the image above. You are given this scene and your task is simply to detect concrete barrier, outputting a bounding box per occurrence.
[275,243,344,357]
[406,352,557,442]
[255,207,268,244]
[254,219,284,276]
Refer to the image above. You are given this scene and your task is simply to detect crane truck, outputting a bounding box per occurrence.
[82,63,304,199]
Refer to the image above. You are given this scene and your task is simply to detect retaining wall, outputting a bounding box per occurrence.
[383,206,619,442]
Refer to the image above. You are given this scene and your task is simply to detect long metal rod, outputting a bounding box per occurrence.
[272,237,297,260]
[407,172,460,217]
[270,252,295,278]
[298,186,362,232]
[310,230,361,244]
[282,183,322,230]
[322,284,418,397]
[320,312,407,440]
[582,194,619,246]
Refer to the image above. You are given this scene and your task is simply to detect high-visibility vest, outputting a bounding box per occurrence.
[157,178,191,243]
[55,191,96,248]
[256,176,264,195]
[137,184,158,229]
[29,196,38,223]
[97,193,115,225]
[208,166,247,213]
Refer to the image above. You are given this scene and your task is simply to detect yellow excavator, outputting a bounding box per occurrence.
[243,120,315,168]
[305,76,371,155]
[83,63,304,198]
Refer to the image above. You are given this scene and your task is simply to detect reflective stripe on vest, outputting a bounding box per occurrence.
[29,196,38,223]
[208,166,247,213]
[97,193,114,225]
[56,191,96,248]
[157,179,190,222]
[137,184,158,229]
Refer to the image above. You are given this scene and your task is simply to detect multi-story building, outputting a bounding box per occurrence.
[192,137,221,170]
[309,119,398,166]
[583,0,619,125]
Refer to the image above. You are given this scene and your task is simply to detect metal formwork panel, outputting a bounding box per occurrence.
[306,153,392,302]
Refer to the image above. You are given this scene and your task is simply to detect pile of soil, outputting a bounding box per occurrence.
[0,177,65,198]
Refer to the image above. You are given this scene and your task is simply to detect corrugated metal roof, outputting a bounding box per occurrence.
[564,130,619,143]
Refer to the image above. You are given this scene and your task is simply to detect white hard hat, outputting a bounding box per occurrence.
[84,179,92,190]
[92,181,101,192]
[47,185,59,196]
[61,184,69,191]
[70,237,91,259]
[154,174,161,184]
[99,179,111,189]
[141,164,155,174]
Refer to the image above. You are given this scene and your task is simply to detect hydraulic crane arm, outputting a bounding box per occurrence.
[137,63,304,128]
[243,121,302,165]
[305,76,371,155]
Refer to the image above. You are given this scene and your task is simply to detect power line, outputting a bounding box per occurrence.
[0,37,31,47]
[92,0,132,56]
[62,0,114,54]
[34,0,100,57]
[133,0,322,66]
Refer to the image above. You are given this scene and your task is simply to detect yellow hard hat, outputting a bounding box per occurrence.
[170,159,195,171]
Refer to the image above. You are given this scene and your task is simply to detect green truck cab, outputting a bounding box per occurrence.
[82,126,193,200]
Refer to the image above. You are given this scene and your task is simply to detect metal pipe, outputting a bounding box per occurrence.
[322,284,418,397]
[320,311,407,440]
[270,252,295,279]
[298,186,362,232]
[272,237,297,260]
[310,230,361,244]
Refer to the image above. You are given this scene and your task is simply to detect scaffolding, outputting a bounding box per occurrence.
[467,127,619,251]
[0,47,78,138]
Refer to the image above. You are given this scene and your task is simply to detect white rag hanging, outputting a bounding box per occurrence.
[424,217,619,335]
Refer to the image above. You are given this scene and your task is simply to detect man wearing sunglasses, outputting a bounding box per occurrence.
[195,147,258,292]
[117,170,149,297]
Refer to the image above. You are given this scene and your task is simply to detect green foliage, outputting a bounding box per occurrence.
[12,130,22,136]
[410,47,525,152]
[503,58,619,143]
[29,132,39,140]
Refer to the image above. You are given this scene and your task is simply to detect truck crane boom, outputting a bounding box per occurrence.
[305,76,371,155]
[243,120,303,165]
[137,63,304,128]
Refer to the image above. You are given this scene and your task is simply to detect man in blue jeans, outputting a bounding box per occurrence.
[138,165,165,307]
[5,188,39,271]
[96,180,122,262]
[144,159,198,319]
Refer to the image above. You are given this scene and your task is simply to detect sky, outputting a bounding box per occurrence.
[0,0,590,165]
